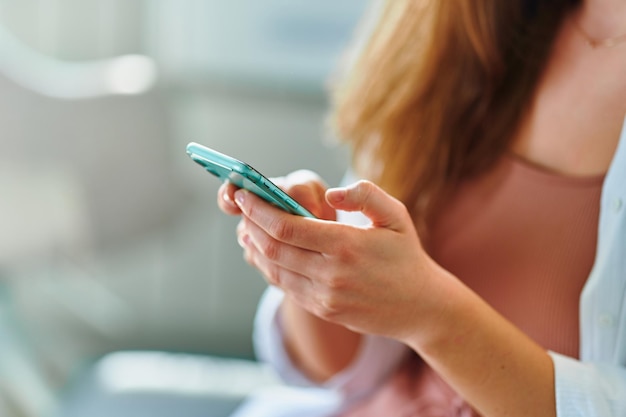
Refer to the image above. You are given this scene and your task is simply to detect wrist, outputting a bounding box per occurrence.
[400,258,474,355]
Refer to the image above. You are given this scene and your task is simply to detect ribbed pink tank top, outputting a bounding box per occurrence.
[341,154,604,417]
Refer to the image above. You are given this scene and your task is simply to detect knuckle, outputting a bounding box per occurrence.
[355,179,373,191]
[315,294,341,320]
[260,238,281,261]
[326,237,359,264]
[334,243,356,263]
[325,272,348,291]
[356,180,375,206]
[313,272,350,319]
[268,217,294,241]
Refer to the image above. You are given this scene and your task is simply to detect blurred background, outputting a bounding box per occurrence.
[0,0,373,416]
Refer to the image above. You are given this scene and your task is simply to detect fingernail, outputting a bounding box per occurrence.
[234,190,246,206]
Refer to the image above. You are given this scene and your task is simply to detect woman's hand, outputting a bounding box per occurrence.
[220,170,363,381]
[234,178,442,342]
[218,169,336,220]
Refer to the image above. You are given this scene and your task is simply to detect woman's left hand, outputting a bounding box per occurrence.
[235,179,444,342]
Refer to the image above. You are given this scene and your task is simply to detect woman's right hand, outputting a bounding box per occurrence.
[218,169,361,382]
[217,169,337,221]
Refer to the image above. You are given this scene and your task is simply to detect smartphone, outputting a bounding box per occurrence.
[186,142,316,218]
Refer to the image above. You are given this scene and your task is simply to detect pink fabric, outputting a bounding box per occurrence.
[340,354,477,417]
[340,154,603,417]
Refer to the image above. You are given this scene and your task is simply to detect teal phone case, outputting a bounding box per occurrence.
[186,142,316,218]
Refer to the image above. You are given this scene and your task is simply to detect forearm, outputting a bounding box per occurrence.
[407,262,556,417]
[281,296,362,382]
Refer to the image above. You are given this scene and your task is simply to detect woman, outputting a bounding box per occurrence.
[219,0,626,416]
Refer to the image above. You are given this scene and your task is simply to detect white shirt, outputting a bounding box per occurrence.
[242,117,626,417]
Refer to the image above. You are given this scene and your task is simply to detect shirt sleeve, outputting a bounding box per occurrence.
[549,352,626,416]
[253,285,409,400]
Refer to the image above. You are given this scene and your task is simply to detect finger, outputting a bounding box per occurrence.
[273,171,335,220]
[234,189,348,253]
[239,230,315,307]
[288,183,335,220]
[217,182,242,215]
[240,216,325,275]
[325,180,409,231]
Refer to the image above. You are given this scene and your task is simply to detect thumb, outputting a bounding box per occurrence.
[326,180,408,230]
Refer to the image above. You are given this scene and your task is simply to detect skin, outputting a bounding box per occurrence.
[220,171,363,381]
[217,2,626,416]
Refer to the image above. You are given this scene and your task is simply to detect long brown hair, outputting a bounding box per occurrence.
[332,0,579,230]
